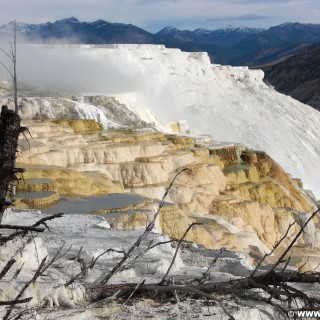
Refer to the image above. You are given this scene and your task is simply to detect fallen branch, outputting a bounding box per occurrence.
[1,213,64,243]
[24,212,64,234]
[90,270,320,298]
[265,207,320,277]
[0,258,16,280]
[197,248,226,284]
[65,248,126,287]
[0,225,45,232]
[250,222,295,278]
[123,279,145,306]
[159,222,202,285]
[3,257,47,320]
[122,239,179,272]
[0,297,32,306]
[100,168,189,284]
[3,243,70,319]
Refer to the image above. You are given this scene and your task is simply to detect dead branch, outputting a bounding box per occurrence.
[88,282,236,319]
[119,238,180,273]
[160,222,202,285]
[250,222,295,277]
[198,271,320,294]
[265,207,320,277]
[100,168,189,284]
[171,277,180,303]
[0,297,32,306]
[88,267,320,315]
[40,243,71,276]
[24,212,64,233]
[1,213,64,243]
[1,243,70,318]
[0,258,16,280]
[3,257,47,320]
[65,248,126,287]
[86,289,122,309]
[5,306,37,320]
[11,263,24,281]
[0,225,45,232]
[123,279,145,306]
[198,248,226,284]
[88,183,320,317]
[90,282,219,301]
[0,237,32,281]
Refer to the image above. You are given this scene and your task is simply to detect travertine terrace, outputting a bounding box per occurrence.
[16,118,319,270]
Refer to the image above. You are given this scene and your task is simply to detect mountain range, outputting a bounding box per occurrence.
[1,18,320,66]
[262,44,320,110]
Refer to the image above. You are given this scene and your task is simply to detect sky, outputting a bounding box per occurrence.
[0,0,318,32]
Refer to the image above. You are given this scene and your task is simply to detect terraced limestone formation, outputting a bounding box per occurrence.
[17,178,58,208]
[16,119,320,270]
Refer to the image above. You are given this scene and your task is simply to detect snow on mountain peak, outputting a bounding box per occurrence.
[157,26,180,34]
[56,17,80,24]
[194,28,211,35]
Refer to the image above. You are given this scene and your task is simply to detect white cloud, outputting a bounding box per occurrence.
[207,14,270,22]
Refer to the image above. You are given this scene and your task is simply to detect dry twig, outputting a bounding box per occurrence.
[100,168,188,284]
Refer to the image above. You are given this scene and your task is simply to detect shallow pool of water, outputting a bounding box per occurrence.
[17,191,57,199]
[41,193,149,215]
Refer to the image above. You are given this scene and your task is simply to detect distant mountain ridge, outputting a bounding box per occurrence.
[156,25,264,47]
[262,44,320,110]
[0,17,154,44]
[1,18,320,65]
[232,22,320,65]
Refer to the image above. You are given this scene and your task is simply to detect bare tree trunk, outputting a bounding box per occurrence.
[12,20,18,113]
[0,106,22,222]
[10,20,18,204]
[0,19,18,112]
[0,20,19,204]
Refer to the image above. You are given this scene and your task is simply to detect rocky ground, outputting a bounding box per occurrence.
[0,209,279,320]
[0,102,319,318]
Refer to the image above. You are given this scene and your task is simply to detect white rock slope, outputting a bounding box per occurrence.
[2,44,320,196]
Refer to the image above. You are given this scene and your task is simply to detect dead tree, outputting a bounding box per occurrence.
[0,20,19,205]
[0,105,25,222]
[0,20,18,112]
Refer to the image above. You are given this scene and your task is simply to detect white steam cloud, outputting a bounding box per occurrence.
[0,41,183,121]
[14,44,143,95]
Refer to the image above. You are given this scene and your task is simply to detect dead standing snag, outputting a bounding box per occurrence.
[0,106,25,222]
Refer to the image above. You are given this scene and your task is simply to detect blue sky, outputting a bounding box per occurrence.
[0,0,319,32]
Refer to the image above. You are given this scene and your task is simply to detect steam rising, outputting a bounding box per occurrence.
[15,44,143,94]
[0,40,182,121]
